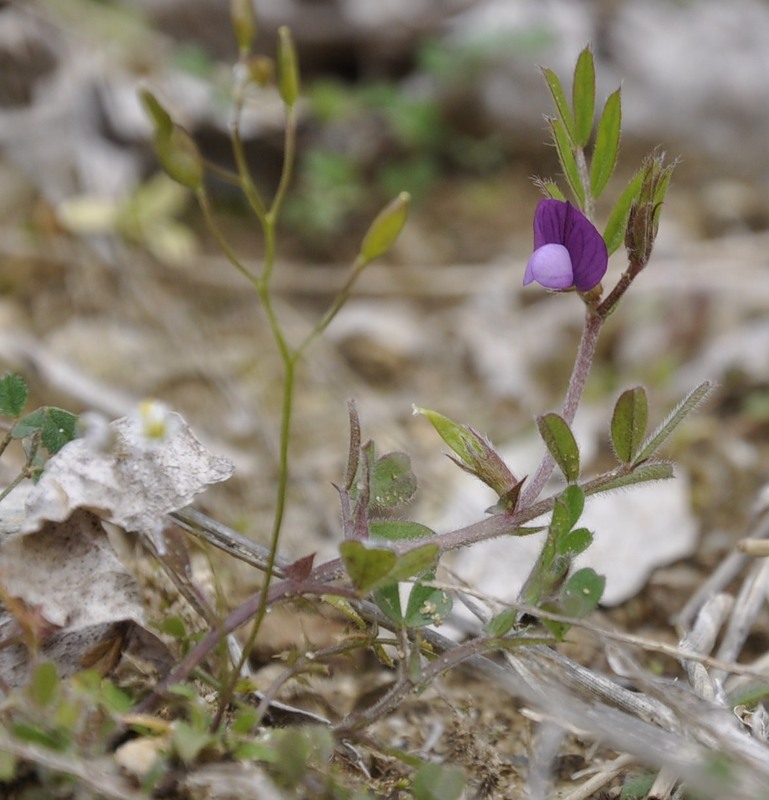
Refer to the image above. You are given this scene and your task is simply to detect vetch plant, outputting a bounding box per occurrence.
[132,30,713,733]
[2,17,736,798]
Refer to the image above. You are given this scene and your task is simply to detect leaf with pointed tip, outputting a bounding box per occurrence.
[590,89,622,198]
[633,381,713,464]
[572,47,595,148]
[537,413,580,483]
[414,407,475,465]
[542,67,576,145]
[548,117,585,208]
[611,386,649,464]
[588,462,674,494]
[602,166,645,255]
[484,608,517,637]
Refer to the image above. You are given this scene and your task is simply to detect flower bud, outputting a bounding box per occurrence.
[624,150,674,268]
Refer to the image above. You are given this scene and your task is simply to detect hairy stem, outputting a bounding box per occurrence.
[519,310,603,507]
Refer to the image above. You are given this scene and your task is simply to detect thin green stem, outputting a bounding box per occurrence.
[267,105,298,228]
[196,189,259,290]
[0,468,30,504]
[0,428,13,459]
[229,83,267,223]
[297,255,365,356]
[597,257,644,320]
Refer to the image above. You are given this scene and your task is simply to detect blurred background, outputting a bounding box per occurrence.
[3,0,769,613]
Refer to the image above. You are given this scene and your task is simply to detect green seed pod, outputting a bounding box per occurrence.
[277,26,300,107]
[140,88,173,139]
[360,192,410,265]
[230,0,257,54]
[155,125,203,191]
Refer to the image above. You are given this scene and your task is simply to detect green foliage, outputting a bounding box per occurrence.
[415,406,519,504]
[375,581,452,628]
[0,373,28,418]
[611,386,649,464]
[369,450,418,510]
[602,166,646,254]
[589,89,622,198]
[571,47,596,148]
[12,406,79,456]
[339,540,439,595]
[547,115,586,207]
[523,486,605,638]
[536,412,580,483]
[633,380,713,464]
[412,762,466,800]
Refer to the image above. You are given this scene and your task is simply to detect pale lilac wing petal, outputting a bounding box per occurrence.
[562,203,608,291]
[532,199,569,249]
[524,243,573,289]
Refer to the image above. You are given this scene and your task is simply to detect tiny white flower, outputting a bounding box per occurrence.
[132,399,180,450]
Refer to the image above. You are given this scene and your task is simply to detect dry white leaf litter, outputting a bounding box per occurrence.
[0,406,234,684]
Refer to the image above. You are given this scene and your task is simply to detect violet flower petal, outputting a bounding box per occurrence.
[524,243,573,289]
[530,199,608,292]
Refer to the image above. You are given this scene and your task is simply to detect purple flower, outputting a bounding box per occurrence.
[523,199,608,292]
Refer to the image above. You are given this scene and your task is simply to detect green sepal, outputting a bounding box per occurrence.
[572,46,596,148]
[538,179,567,201]
[590,88,622,198]
[536,412,580,483]
[611,386,649,464]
